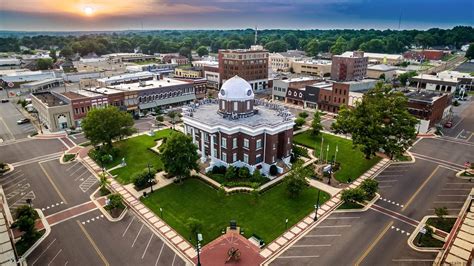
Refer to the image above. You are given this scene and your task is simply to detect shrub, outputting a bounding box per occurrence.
[294,117,305,130]
[133,167,157,190]
[453,100,460,106]
[238,167,250,179]
[298,112,309,119]
[212,165,227,175]
[251,169,264,182]
[186,217,203,237]
[360,179,378,200]
[341,188,366,203]
[269,165,278,176]
[156,115,164,122]
[293,145,308,158]
[225,166,237,180]
[105,194,124,212]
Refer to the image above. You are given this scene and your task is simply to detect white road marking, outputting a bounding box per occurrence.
[79,176,98,192]
[74,171,89,181]
[122,216,136,237]
[291,244,331,248]
[131,224,144,247]
[318,225,351,228]
[377,180,398,183]
[48,249,62,266]
[326,216,360,220]
[66,162,80,172]
[155,242,165,266]
[142,233,154,259]
[2,176,26,187]
[441,188,472,191]
[379,185,392,188]
[437,195,468,197]
[31,238,57,265]
[304,234,341,237]
[277,255,321,259]
[171,254,176,266]
[433,201,464,203]
[392,259,434,262]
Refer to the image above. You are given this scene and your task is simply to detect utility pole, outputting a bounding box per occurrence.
[254,25,258,45]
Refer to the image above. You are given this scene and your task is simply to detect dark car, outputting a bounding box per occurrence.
[444,121,453,128]
[16,118,31,125]
[1,99,9,103]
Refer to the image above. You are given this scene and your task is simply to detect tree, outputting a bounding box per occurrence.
[305,38,320,56]
[36,58,53,70]
[133,167,157,190]
[196,46,209,57]
[285,162,310,198]
[264,40,288,53]
[105,193,124,211]
[168,111,178,128]
[330,37,347,55]
[81,106,136,150]
[332,83,417,159]
[311,111,323,136]
[465,43,474,60]
[178,47,191,57]
[13,205,40,244]
[435,207,448,220]
[298,112,309,119]
[283,33,299,50]
[360,179,378,199]
[98,172,110,195]
[397,71,417,87]
[379,73,386,80]
[238,167,250,179]
[294,117,305,130]
[341,188,366,203]
[160,132,199,182]
[49,49,57,62]
[359,39,385,53]
[59,46,74,59]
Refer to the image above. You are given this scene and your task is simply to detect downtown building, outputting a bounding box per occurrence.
[218,45,269,91]
[331,51,368,82]
[182,76,294,175]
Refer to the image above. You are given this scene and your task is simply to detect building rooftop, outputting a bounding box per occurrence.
[183,99,293,129]
[368,64,397,71]
[22,78,63,87]
[293,59,331,65]
[97,71,154,83]
[278,76,319,84]
[109,77,190,91]
[412,74,458,83]
[33,92,68,107]
[406,91,443,103]
[86,87,125,95]
[341,51,403,60]
[0,58,21,65]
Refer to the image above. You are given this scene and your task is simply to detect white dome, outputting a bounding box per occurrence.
[218,76,254,101]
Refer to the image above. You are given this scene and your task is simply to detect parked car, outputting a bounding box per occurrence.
[1,99,9,103]
[16,118,30,125]
[444,121,453,128]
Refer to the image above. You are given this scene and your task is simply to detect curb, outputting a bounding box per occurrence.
[455,169,473,180]
[89,187,127,223]
[18,209,51,262]
[333,193,380,213]
[407,215,447,253]
[391,151,416,165]
[1,163,14,176]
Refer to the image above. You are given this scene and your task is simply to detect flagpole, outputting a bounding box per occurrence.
[320,136,324,163]
[326,144,329,164]
[334,144,339,165]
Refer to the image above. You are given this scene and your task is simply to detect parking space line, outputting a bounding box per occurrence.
[379,185,392,188]
[292,244,331,248]
[70,165,85,177]
[31,238,56,265]
[48,249,62,266]
[132,224,144,247]
[122,216,136,237]
[1,176,25,187]
[3,177,26,190]
[378,180,398,183]
[318,225,351,228]
[304,234,341,237]
[1,170,22,179]
[74,171,90,181]
[326,216,359,220]
[437,195,468,197]
[433,201,464,204]
[277,255,321,259]
[155,242,165,266]
[39,162,68,204]
[10,191,35,209]
[66,162,80,172]
[171,254,176,266]
[76,220,110,266]
[441,188,472,191]
[141,233,154,259]
[392,259,435,262]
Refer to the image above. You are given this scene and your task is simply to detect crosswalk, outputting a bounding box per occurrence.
[79,176,98,192]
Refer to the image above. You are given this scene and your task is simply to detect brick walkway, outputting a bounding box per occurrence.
[260,158,390,261]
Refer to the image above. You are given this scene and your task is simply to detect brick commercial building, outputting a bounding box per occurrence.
[272,77,321,108]
[218,45,269,91]
[182,76,294,175]
[405,91,452,133]
[403,49,451,61]
[331,51,368,82]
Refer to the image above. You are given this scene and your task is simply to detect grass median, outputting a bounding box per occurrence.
[142,178,330,245]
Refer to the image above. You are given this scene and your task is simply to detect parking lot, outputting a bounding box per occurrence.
[0,101,36,142]
[28,210,187,266]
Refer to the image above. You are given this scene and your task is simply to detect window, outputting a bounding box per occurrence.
[246,101,250,110]
[233,153,237,162]
[287,137,290,144]
[272,155,275,163]
[222,152,227,162]
[273,143,276,150]
[233,102,238,111]
[221,138,227,149]
[233,138,237,149]
[243,138,249,149]
[256,139,262,150]
[256,154,263,163]
[243,153,249,164]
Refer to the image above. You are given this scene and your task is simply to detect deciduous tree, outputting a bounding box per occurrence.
[285,162,310,198]
[160,132,199,183]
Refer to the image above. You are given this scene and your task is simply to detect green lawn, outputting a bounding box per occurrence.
[142,178,329,245]
[133,60,160,65]
[293,131,381,182]
[104,129,173,184]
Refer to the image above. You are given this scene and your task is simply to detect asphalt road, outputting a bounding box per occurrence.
[0,138,66,164]
[27,210,187,266]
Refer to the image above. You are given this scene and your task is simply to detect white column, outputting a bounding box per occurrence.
[192,127,196,144]
[210,134,215,159]
[200,130,206,162]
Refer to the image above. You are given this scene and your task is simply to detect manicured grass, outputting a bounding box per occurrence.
[427,218,456,233]
[142,178,330,245]
[293,131,381,182]
[62,154,76,163]
[104,129,173,184]
[395,154,411,162]
[414,233,444,248]
[337,201,364,210]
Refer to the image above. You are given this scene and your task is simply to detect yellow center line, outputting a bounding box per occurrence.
[38,161,68,204]
[0,117,14,140]
[76,220,110,266]
[402,165,440,212]
[355,221,394,266]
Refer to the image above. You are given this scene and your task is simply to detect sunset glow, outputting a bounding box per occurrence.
[83,6,94,16]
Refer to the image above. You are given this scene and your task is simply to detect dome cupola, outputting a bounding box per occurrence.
[218,75,255,117]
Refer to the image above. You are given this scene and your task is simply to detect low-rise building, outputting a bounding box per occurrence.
[366,64,398,81]
[102,53,156,63]
[174,67,203,79]
[63,71,104,83]
[31,91,74,132]
[291,60,332,77]
[0,58,21,70]
[405,91,452,133]
[268,50,308,72]
[272,76,321,106]
[20,78,64,92]
[341,52,403,65]
[1,70,57,85]
[331,51,368,82]
[182,76,294,175]
[409,74,459,93]
[403,49,451,61]
[97,71,155,86]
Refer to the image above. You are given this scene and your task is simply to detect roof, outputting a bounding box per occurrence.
[406,91,444,103]
[341,51,403,60]
[219,75,254,101]
[97,71,154,83]
[367,64,397,71]
[22,78,63,87]
[278,76,319,84]
[293,59,331,65]
[411,74,458,84]
[109,78,189,91]
[0,58,21,65]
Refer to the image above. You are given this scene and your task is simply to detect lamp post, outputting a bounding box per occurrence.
[147,162,153,194]
[160,207,163,218]
[325,144,329,164]
[285,218,288,230]
[319,136,324,163]
[196,233,203,266]
[314,190,321,221]
[334,144,338,166]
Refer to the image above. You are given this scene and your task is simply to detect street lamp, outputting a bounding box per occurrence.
[285,218,288,230]
[325,144,329,164]
[319,136,324,163]
[147,162,153,194]
[196,233,203,266]
[160,207,163,218]
[314,190,321,222]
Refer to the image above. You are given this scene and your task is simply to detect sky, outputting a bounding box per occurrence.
[0,0,473,31]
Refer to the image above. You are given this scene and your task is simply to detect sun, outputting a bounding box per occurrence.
[83,6,95,16]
